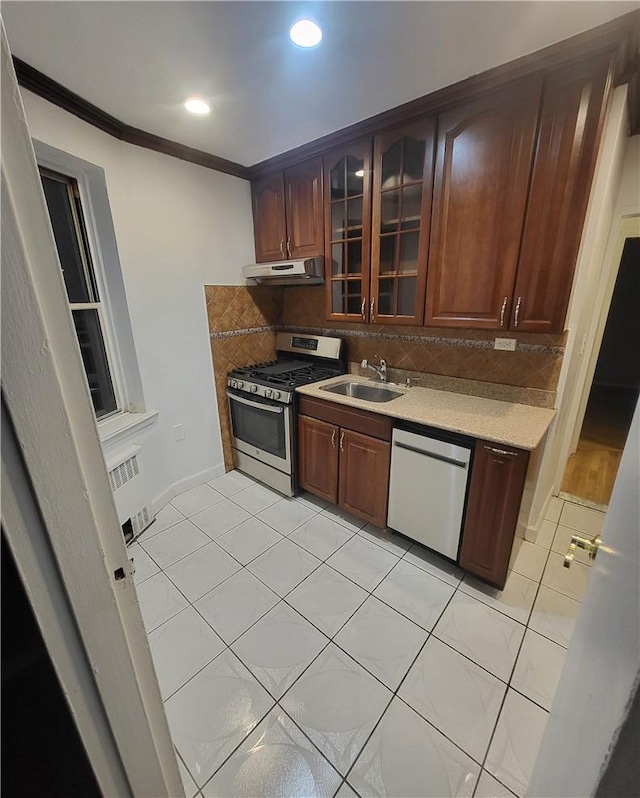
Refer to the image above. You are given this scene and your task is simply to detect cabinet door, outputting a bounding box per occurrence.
[338,429,391,527]
[425,76,542,329]
[512,54,613,333]
[371,118,435,325]
[324,140,372,321]
[251,172,287,263]
[298,415,339,504]
[284,158,324,260]
[459,441,529,589]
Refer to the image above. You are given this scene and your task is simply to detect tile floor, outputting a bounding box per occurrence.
[130,472,604,798]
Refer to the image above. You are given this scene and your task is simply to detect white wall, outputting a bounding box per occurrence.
[20,89,254,509]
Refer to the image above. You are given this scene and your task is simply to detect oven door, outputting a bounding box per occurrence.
[227,390,292,473]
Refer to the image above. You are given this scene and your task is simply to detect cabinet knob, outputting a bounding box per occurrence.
[500,296,507,327]
[514,296,522,327]
[483,445,517,457]
[370,298,375,321]
[331,429,336,449]
[361,298,366,321]
[286,238,291,257]
[339,431,345,452]
[280,240,285,258]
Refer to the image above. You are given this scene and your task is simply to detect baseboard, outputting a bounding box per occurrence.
[524,489,555,543]
[151,463,225,514]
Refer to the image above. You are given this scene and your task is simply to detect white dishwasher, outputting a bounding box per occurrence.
[387,426,473,560]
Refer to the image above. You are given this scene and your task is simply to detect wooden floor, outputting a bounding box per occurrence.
[561,385,637,507]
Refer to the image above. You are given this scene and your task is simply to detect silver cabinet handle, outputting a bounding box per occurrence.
[286,238,291,257]
[339,431,345,452]
[500,296,507,327]
[370,298,375,321]
[280,240,285,258]
[361,298,366,321]
[484,445,517,457]
[514,296,522,327]
[331,429,336,449]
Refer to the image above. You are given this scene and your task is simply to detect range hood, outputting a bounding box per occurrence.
[242,256,325,286]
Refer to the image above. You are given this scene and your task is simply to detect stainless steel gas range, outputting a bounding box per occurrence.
[227,332,345,496]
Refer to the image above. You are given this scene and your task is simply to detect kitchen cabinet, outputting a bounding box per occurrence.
[298,396,392,527]
[425,76,543,329]
[512,53,613,333]
[251,157,323,263]
[459,440,530,589]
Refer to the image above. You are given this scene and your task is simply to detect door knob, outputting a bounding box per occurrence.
[564,534,601,568]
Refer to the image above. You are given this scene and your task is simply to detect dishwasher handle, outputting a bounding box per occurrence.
[393,440,469,469]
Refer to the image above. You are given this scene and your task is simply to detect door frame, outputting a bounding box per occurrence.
[1,26,181,796]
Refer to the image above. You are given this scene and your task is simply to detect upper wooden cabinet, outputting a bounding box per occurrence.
[371,119,436,325]
[251,157,323,263]
[425,76,543,329]
[512,53,614,333]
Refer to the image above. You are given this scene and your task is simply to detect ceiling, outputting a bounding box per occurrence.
[3,1,636,167]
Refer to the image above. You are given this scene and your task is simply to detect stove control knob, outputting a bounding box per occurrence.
[265,389,273,398]
[236,381,244,389]
[250,384,258,393]
[229,379,237,389]
[273,391,281,400]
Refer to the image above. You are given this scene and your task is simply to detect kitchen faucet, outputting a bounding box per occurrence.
[361,357,387,382]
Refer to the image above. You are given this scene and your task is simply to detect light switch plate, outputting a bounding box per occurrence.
[494,337,517,351]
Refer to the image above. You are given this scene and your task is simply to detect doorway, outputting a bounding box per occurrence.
[561,236,640,508]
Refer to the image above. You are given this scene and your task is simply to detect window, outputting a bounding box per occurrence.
[40,168,119,418]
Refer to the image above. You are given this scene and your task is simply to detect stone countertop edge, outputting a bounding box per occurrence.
[296,375,556,451]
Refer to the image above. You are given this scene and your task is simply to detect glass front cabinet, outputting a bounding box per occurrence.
[324,120,436,325]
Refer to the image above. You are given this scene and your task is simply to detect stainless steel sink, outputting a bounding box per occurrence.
[321,381,404,403]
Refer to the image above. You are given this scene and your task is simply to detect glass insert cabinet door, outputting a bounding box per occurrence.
[324,139,372,321]
[370,118,436,325]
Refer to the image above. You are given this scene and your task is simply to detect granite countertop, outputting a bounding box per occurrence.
[296,375,555,451]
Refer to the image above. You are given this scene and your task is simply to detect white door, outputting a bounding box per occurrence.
[528,400,639,796]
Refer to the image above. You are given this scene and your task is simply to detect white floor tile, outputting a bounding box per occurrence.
[288,513,355,561]
[349,697,479,798]
[140,519,210,570]
[401,544,464,587]
[334,596,427,690]
[321,506,368,533]
[433,592,525,683]
[215,516,282,565]
[286,564,368,637]
[280,643,392,776]
[358,524,412,556]
[129,542,159,585]
[335,781,359,798]
[485,689,548,797]
[532,519,557,550]
[541,552,590,602]
[459,571,538,625]
[177,754,199,798]
[474,770,517,798]
[528,585,580,648]
[189,499,251,540]
[326,536,399,592]
[544,497,564,524]
[398,637,505,764]
[257,496,318,535]
[200,707,341,798]
[231,602,328,698]
[508,540,548,583]
[373,559,455,631]
[164,542,241,602]
[148,607,225,699]
[551,524,596,566]
[171,483,225,517]
[231,482,283,514]
[247,538,321,596]
[559,501,604,536]
[511,629,566,711]
[207,469,255,497]
[136,572,189,633]
[138,503,184,542]
[194,569,280,644]
[165,649,274,788]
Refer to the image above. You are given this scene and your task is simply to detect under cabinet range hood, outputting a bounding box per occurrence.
[242,256,325,286]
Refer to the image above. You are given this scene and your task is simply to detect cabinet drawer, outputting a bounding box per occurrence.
[298,395,393,441]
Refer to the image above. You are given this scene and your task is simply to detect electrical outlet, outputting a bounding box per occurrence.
[494,338,517,351]
[172,424,185,441]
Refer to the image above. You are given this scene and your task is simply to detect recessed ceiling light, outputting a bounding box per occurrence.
[184,97,210,115]
[289,19,322,48]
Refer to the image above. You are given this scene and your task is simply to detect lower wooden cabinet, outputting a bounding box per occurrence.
[459,440,530,589]
[298,397,392,528]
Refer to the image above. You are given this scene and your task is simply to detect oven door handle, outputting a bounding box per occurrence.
[227,391,284,414]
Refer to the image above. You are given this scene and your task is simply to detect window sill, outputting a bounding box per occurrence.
[98,410,159,447]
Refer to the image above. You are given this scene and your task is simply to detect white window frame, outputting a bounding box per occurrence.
[34,140,147,431]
